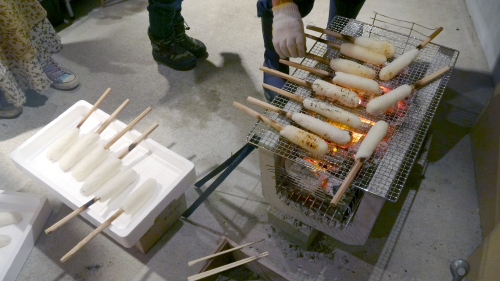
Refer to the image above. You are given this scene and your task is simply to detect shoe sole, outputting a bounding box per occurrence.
[152,52,196,71]
[0,106,23,118]
[51,78,80,90]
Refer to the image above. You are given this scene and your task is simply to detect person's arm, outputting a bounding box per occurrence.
[271,0,306,58]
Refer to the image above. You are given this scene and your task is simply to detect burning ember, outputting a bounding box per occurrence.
[379,85,392,94]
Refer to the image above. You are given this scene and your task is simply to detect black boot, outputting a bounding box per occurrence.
[174,23,208,58]
[148,29,197,71]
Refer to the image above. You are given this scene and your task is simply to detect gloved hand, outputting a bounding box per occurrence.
[272,2,305,58]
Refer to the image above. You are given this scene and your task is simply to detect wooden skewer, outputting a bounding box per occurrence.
[331,159,364,206]
[104,107,152,150]
[60,209,125,263]
[411,66,450,88]
[247,97,292,118]
[261,83,304,103]
[417,27,443,50]
[187,252,269,281]
[118,122,159,160]
[76,88,111,129]
[233,102,284,131]
[95,99,130,135]
[279,59,335,79]
[45,198,99,234]
[305,53,331,66]
[306,25,352,41]
[259,66,309,87]
[188,239,265,266]
[305,33,342,49]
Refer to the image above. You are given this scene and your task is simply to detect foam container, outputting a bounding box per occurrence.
[0,191,52,281]
[10,101,196,248]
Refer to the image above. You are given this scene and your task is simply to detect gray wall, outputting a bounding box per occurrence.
[466,0,500,84]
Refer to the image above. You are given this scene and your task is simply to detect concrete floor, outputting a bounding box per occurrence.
[0,0,495,280]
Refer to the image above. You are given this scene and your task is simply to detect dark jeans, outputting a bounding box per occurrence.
[148,0,185,39]
[257,0,365,101]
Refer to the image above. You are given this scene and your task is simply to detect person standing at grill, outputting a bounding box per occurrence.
[147,0,208,71]
[257,0,365,102]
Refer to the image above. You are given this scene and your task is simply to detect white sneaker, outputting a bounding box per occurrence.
[43,59,80,90]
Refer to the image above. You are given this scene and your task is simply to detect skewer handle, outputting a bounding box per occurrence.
[412,66,450,88]
[262,83,305,103]
[307,25,340,38]
[305,53,331,66]
[247,97,282,114]
[77,88,111,129]
[279,59,334,79]
[305,33,342,49]
[118,122,159,160]
[306,25,354,42]
[233,102,284,131]
[45,198,98,234]
[331,159,363,206]
[95,99,130,135]
[104,107,152,150]
[259,66,309,87]
[60,208,125,263]
[417,27,443,49]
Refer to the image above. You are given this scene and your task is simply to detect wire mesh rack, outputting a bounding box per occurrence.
[246,16,459,202]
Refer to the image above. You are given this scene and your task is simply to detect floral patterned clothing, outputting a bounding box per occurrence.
[0,0,62,107]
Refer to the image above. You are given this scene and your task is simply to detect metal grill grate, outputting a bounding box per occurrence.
[247,16,459,202]
[272,160,364,228]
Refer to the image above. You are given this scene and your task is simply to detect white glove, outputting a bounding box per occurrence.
[272,2,305,58]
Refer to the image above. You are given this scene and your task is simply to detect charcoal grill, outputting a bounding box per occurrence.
[248,16,459,230]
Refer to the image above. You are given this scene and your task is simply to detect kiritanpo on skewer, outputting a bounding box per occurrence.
[247,96,351,145]
[46,88,111,162]
[261,82,362,129]
[304,53,376,79]
[305,33,387,65]
[379,27,443,81]
[71,107,152,181]
[306,24,396,58]
[58,99,130,171]
[367,66,450,115]
[60,179,157,263]
[260,66,360,107]
[277,59,381,95]
[46,123,159,234]
[331,121,388,205]
[233,101,329,156]
[81,122,159,196]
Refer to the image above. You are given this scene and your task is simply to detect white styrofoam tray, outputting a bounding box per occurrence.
[0,191,52,281]
[10,101,196,248]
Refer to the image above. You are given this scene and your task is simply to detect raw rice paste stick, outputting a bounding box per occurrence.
[46,88,111,162]
[80,122,159,196]
[61,179,157,263]
[72,107,152,181]
[58,99,130,171]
